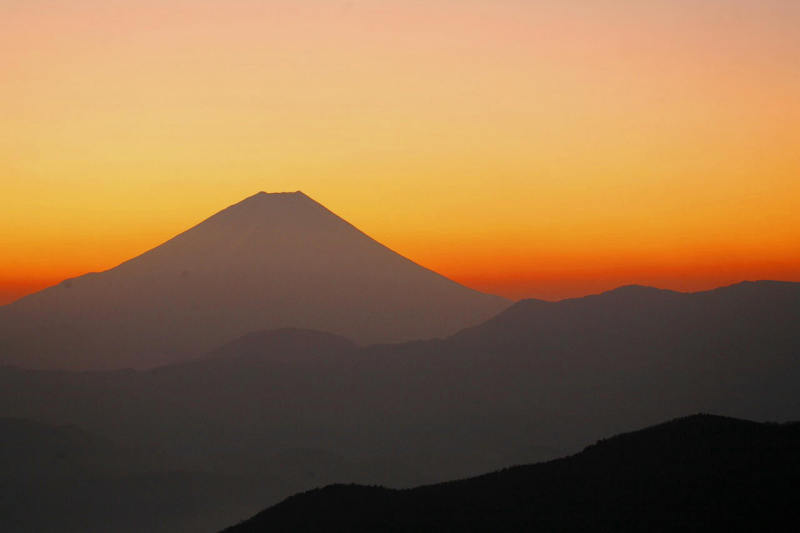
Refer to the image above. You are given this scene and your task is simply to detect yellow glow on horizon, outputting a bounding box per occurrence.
[2,0,799,303]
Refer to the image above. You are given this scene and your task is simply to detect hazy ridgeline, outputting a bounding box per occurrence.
[1,194,798,532]
[225,415,800,532]
[1,281,799,532]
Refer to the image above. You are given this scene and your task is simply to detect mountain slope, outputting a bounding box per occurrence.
[0,417,133,481]
[2,281,798,486]
[0,191,507,369]
[0,418,283,533]
[224,415,800,532]
[1,282,799,531]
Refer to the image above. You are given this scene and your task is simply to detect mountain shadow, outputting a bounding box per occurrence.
[224,414,800,532]
[0,191,507,370]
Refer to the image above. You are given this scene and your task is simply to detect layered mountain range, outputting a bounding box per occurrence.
[2,280,798,531]
[225,415,800,532]
[1,192,798,532]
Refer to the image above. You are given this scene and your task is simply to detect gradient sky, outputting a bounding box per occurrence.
[2,0,799,303]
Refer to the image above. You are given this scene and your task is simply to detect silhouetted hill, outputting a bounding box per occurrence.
[0,191,507,369]
[0,417,129,480]
[225,415,800,532]
[0,418,315,533]
[453,280,800,350]
[2,281,799,476]
[203,328,356,362]
[1,281,799,531]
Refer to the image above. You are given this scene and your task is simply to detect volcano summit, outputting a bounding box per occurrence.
[0,192,508,370]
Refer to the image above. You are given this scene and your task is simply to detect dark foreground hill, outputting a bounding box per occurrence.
[225,415,800,532]
[0,191,507,369]
[1,281,799,531]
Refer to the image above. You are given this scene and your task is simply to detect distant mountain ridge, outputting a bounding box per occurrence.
[3,280,799,477]
[224,414,800,532]
[0,418,280,533]
[0,191,507,370]
[1,280,799,532]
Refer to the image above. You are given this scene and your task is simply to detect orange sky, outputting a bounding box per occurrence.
[2,0,799,304]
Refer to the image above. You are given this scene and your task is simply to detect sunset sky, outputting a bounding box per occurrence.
[2,0,799,303]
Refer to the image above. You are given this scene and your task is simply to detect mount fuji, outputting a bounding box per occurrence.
[0,192,508,369]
